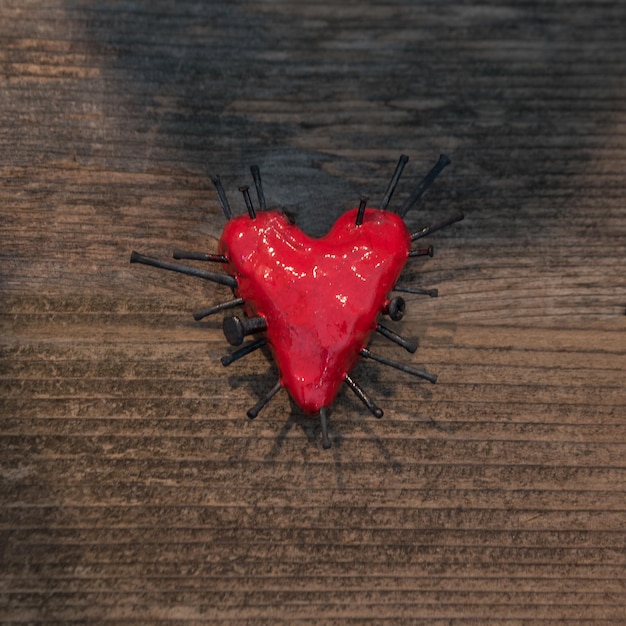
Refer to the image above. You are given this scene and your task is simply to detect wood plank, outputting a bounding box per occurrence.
[1,0,625,622]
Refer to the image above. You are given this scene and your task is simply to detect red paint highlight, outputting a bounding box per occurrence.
[219,208,411,415]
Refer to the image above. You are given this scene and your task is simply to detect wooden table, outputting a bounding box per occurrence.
[2,1,625,622]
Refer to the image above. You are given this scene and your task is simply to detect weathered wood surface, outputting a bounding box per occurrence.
[1,0,625,623]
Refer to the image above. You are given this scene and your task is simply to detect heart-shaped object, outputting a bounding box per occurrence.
[130,154,462,448]
[218,208,411,415]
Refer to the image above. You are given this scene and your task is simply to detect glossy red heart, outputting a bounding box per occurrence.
[218,208,411,415]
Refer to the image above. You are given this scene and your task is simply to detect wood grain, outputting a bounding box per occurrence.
[1,0,625,623]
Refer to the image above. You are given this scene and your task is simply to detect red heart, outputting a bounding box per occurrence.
[218,207,411,415]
